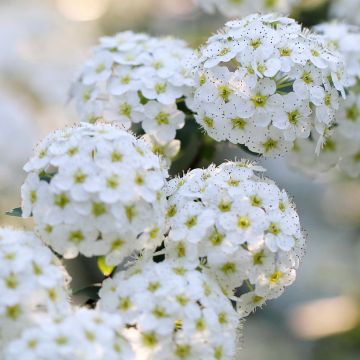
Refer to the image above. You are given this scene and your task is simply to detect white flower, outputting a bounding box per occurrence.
[71,32,194,163]
[82,52,113,85]
[0,228,71,348]
[3,308,133,360]
[141,135,181,169]
[98,260,239,360]
[288,23,360,178]
[288,128,360,178]
[21,123,168,264]
[104,92,144,129]
[190,13,347,157]
[165,161,305,316]
[142,102,185,143]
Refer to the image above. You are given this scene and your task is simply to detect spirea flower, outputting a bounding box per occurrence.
[165,161,305,317]
[0,228,71,347]
[3,308,133,360]
[288,23,360,178]
[21,122,168,264]
[71,31,194,166]
[190,13,347,157]
[193,0,295,18]
[314,23,360,86]
[288,125,360,178]
[98,260,239,360]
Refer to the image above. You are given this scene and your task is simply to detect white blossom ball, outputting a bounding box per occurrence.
[21,122,168,264]
[287,23,360,178]
[165,161,305,317]
[193,0,296,18]
[190,13,347,157]
[98,260,239,360]
[288,127,360,178]
[314,23,360,86]
[3,308,134,360]
[71,31,195,166]
[0,228,71,347]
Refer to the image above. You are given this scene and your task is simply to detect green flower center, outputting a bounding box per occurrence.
[231,117,247,130]
[119,103,132,117]
[218,85,232,102]
[238,216,250,229]
[268,222,280,235]
[288,110,299,125]
[251,94,267,107]
[203,116,214,128]
[155,112,169,125]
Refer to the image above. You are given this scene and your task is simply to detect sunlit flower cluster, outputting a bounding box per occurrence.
[71,31,195,166]
[1,9,321,359]
[0,228,71,347]
[98,260,239,360]
[289,23,360,178]
[190,13,347,157]
[193,0,294,18]
[3,308,133,360]
[21,122,167,264]
[165,161,305,316]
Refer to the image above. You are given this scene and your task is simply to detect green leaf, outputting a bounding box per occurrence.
[6,207,23,217]
[97,256,115,276]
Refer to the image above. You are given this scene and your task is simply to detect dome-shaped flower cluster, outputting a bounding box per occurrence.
[0,228,71,347]
[21,122,167,264]
[71,31,195,166]
[3,308,133,360]
[193,0,294,18]
[165,161,305,316]
[288,23,360,178]
[98,260,239,360]
[190,13,347,157]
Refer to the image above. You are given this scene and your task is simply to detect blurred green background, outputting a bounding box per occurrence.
[1,0,360,359]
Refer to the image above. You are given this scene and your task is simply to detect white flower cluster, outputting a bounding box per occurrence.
[190,13,347,157]
[4,308,133,360]
[288,23,360,178]
[71,31,195,166]
[0,228,71,347]
[193,0,294,18]
[315,23,360,86]
[21,123,167,264]
[330,0,360,26]
[98,260,239,360]
[165,161,305,316]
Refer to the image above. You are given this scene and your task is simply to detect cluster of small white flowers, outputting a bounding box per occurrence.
[193,0,294,18]
[0,228,71,347]
[288,23,360,178]
[190,13,347,157]
[165,161,305,317]
[314,23,360,90]
[21,122,167,264]
[330,0,360,26]
[98,260,239,360]
[3,308,133,360]
[71,31,195,166]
